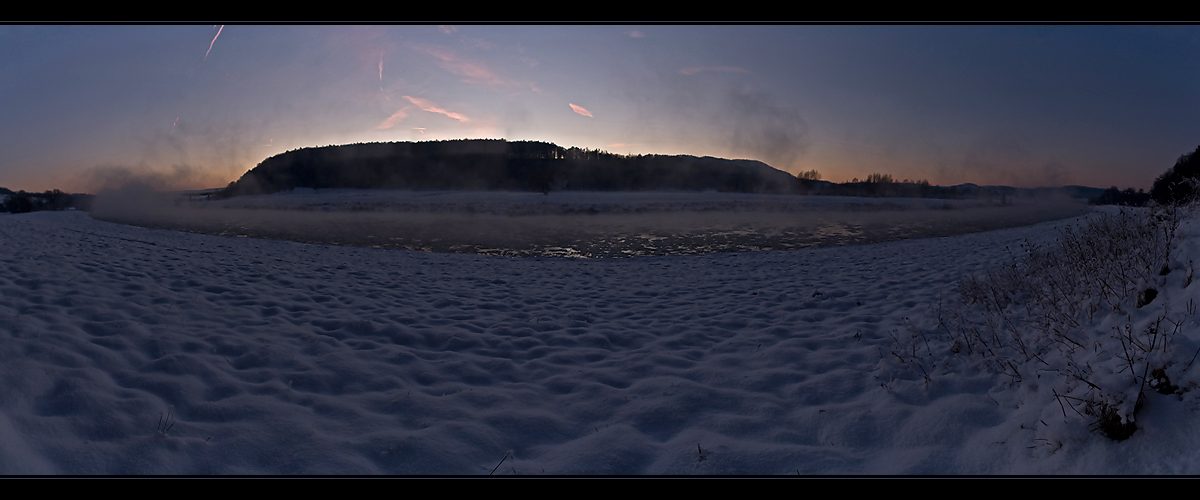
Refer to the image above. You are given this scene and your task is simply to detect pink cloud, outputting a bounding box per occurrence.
[679,66,749,76]
[376,108,409,129]
[627,30,646,38]
[403,96,470,122]
[413,45,509,87]
[438,25,458,35]
[569,103,593,118]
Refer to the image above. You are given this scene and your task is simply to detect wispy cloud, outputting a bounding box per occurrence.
[627,30,646,38]
[204,25,224,60]
[679,66,748,76]
[413,45,510,87]
[438,26,458,35]
[569,103,593,118]
[376,108,409,129]
[404,96,470,122]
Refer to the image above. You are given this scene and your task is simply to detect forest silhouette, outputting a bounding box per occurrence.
[222,139,798,197]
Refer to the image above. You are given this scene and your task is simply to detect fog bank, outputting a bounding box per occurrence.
[91,190,1092,258]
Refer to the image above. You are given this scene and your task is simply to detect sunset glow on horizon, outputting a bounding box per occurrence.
[2,25,1198,193]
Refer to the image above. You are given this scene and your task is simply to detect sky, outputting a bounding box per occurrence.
[2,24,1199,193]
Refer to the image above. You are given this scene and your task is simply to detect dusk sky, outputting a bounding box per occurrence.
[3,24,1199,193]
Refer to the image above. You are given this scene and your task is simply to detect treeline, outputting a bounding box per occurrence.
[1088,143,1200,208]
[0,188,95,214]
[222,139,798,197]
[1149,144,1200,206]
[1090,187,1151,207]
[795,174,1063,201]
[797,174,940,198]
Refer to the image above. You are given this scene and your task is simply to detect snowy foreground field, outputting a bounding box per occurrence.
[4,202,1200,474]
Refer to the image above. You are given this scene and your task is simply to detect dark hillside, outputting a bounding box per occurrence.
[223,139,799,197]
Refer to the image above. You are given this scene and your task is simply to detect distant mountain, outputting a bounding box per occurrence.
[223,139,800,197]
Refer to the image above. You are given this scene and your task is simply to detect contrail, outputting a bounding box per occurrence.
[379,52,385,93]
[376,108,409,129]
[403,96,469,122]
[205,25,224,60]
[171,117,179,135]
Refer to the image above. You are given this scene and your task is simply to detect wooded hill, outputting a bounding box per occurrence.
[222,139,800,197]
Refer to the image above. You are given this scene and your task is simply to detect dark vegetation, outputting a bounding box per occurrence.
[931,141,1200,440]
[798,174,1101,201]
[0,187,94,214]
[1090,186,1151,207]
[941,207,1183,441]
[1091,143,1200,207]
[800,175,975,199]
[219,139,1106,202]
[223,139,798,197]
[1149,143,1200,206]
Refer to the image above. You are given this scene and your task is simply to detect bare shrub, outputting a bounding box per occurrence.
[940,206,1190,439]
[887,318,934,384]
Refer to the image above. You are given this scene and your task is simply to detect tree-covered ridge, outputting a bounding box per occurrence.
[223,139,799,197]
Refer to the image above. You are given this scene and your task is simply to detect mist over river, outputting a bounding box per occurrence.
[92,190,1092,258]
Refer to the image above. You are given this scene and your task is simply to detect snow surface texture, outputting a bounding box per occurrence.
[3,203,1200,474]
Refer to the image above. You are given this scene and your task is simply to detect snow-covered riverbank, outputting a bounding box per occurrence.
[3,205,1200,474]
